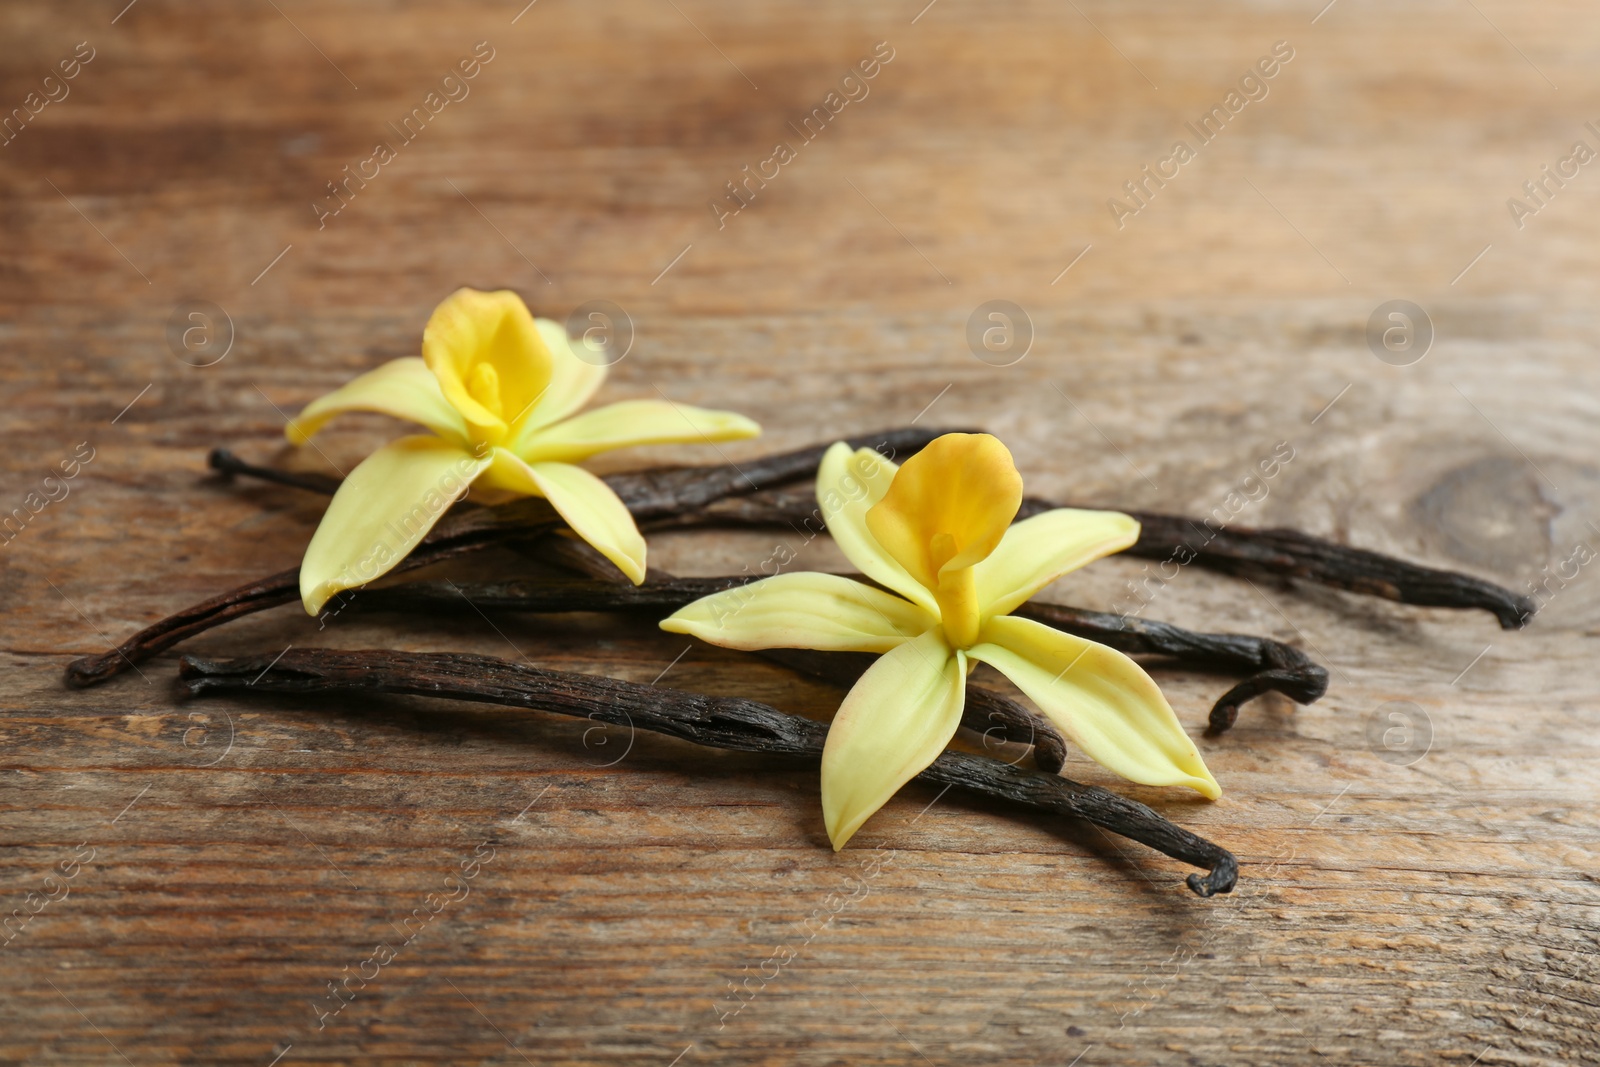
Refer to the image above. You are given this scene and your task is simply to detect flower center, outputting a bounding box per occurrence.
[466,361,504,421]
[929,533,981,647]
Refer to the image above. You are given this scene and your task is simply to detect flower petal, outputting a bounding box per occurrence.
[821,630,966,849]
[284,357,468,446]
[517,399,760,465]
[974,507,1141,618]
[815,443,936,613]
[661,572,933,653]
[421,288,553,436]
[299,435,488,615]
[865,433,1023,587]
[968,615,1220,798]
[512,318,608,437]
[480,450,647,584]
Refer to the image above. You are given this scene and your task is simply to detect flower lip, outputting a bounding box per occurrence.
[863,432,1023,647]
[864,432,1024,595]
[422,288,555,443]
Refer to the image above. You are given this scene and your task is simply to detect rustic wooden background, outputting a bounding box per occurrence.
[4,0,1598,1063]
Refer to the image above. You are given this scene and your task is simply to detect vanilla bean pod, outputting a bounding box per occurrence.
[174,648,1236,896]
[207,450,343,495]
[678,482,1536,629]
[64,428,955,689]
[352,571,1325,736]
[1088,505,1536,631]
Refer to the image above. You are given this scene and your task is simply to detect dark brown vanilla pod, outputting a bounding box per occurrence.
[174,648,1236,896]
[207,450,343,494]
[350,572,1326,736]
[1083,504,1536,632]
[345,573,1069,771]
[66,429,959,689]
[680,482,1535,629]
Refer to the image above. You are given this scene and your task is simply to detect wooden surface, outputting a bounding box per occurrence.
[4,1,1599,1064]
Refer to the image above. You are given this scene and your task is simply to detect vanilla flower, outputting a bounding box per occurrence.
[287,288,759,614]
[662,433,1218,849]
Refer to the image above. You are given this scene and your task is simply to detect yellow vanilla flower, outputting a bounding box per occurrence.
[661,432,1218,849]
[286,287,760,614]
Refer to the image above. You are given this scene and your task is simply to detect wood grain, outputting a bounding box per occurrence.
[4,0,1599,1064]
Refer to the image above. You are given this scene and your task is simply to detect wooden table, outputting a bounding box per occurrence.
[4,1,1596,1063]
